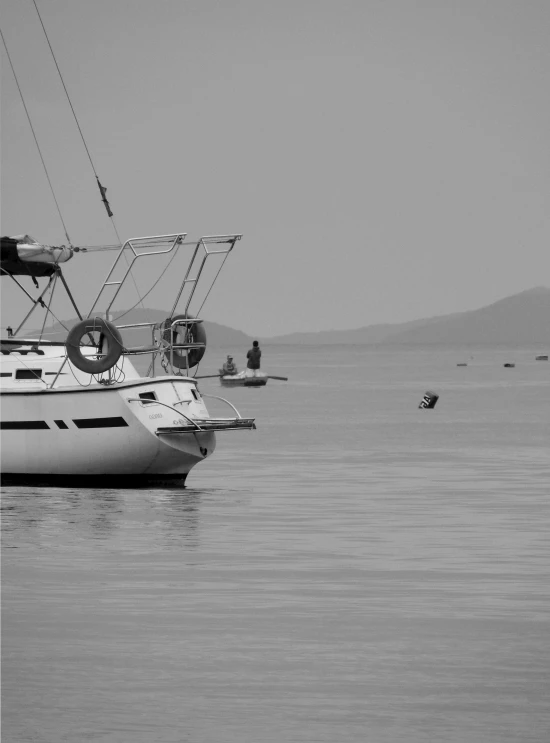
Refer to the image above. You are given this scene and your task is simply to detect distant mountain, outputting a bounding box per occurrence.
[384,287,550,345]
[265,317,449,345]
[26,287,550,346]
[266,287,550,345]
[32,308,253,347]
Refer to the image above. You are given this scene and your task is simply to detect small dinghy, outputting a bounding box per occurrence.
[219,370,268,387]
[535,355,548,361]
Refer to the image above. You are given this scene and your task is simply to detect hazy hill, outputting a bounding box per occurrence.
[32,308,252,347]
[265,316,454,345]
[266,287,550,345]
[384,287,550,345]
[25,287,550,346]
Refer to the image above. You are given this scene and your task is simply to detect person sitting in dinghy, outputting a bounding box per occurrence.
[222,355,238,375]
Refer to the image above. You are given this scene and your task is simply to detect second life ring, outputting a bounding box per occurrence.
[162,314,206,370]
[66,318,124,374]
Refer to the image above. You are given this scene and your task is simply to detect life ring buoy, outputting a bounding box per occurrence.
[66,318,123,374]
[162,314,206,370]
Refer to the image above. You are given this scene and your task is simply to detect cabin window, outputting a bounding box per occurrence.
[139,391,157,401]
[191,389,200,401]
[15,369,42,380]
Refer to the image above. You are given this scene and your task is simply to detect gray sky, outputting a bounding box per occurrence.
[2,0,549,337]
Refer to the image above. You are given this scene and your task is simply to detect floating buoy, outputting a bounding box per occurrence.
[419,391,439,409]
[503,363,515,368]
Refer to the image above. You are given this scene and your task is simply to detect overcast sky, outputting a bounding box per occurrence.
[2,0,549,337]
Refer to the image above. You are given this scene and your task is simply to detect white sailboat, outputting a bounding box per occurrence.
[1,233,256,486]
[0,12,255,486]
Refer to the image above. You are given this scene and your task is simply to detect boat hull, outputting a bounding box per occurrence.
[220,376,267,387]
[0,378,216,481]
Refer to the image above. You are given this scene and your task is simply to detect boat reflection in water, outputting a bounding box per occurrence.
[1,486,204,551]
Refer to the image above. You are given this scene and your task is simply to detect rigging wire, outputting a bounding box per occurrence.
[0,27,72,246]
[16,300,70,338]
[38,270,59,341]
[32,0,98,197]
[31,0,144,310]
[189,251,231,378]
[34,303,70,334]
[196,251,230,316]
[113,248,181,322]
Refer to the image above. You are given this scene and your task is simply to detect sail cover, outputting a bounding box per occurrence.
[1,235,73,277]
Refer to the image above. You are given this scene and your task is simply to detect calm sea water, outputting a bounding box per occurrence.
[2,344,549,743]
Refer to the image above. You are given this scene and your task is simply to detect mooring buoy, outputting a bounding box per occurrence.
[419,391,439,409]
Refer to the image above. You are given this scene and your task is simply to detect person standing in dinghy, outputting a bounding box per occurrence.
[246,340,261,377]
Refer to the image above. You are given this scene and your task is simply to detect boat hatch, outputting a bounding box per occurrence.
[139,391,158,401]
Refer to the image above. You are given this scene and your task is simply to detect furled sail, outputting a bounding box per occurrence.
[1,235,73,277]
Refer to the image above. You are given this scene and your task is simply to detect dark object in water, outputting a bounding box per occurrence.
[419,391,439,409]
[457,363,467,366]
[535,355,548,361]
[503,363,515,368]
